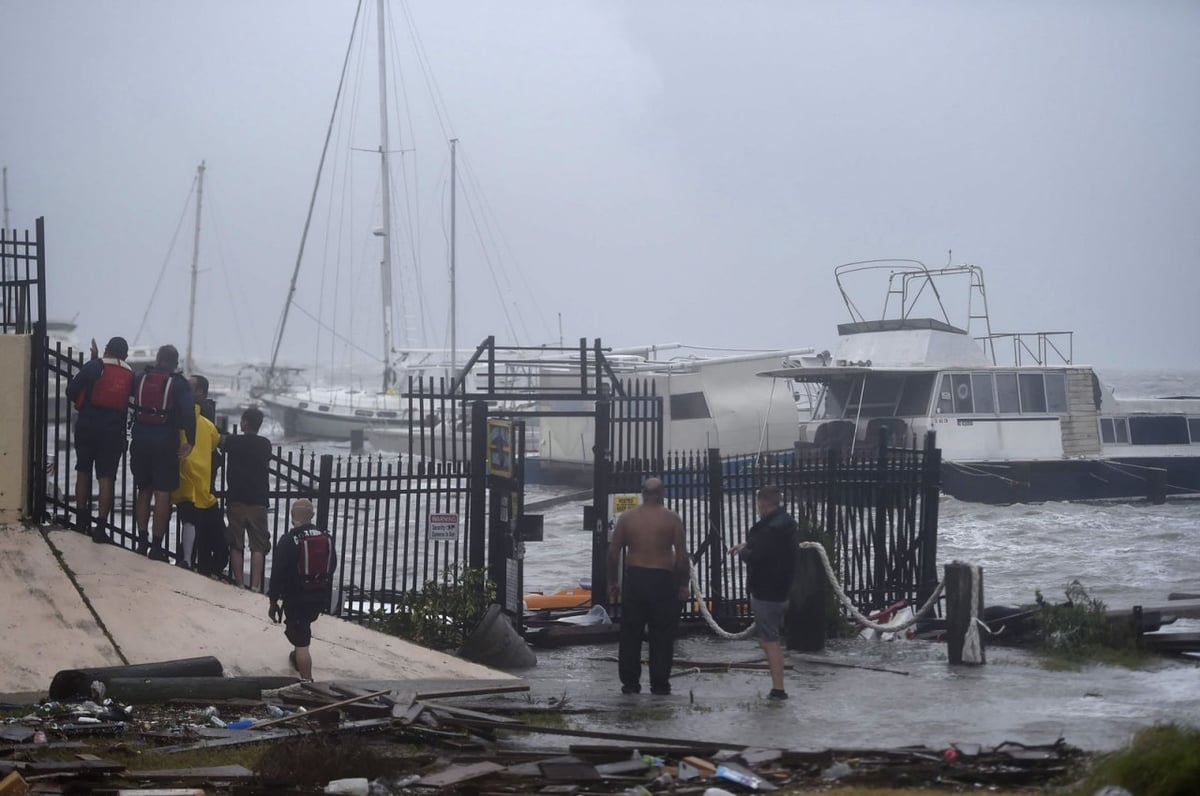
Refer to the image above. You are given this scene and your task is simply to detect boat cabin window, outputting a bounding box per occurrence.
[1045,373,1068,413]
[354,409,374,417]
[1018,374,1047,413]
[971,374,996,413]
[1101,416,1134,444]
[1190,418,1200,443]
[996,373,1020,413]
[377,411,398,419]
[670,391,711,420]
[1129,416,1189,445]
[820,373,928,419]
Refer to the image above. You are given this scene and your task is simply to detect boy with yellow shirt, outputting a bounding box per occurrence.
[172,375,224,574]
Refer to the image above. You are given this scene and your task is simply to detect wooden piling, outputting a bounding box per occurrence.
[785,546,827,652]
[945,562,985,665]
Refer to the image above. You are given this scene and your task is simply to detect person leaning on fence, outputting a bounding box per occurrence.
[221,406,272,590]
[131,344,195,561]
[171,375,226,575]
[268,498,337,682]
[606,477,690,696]
[65,336,134,544]
[728,485,798,700]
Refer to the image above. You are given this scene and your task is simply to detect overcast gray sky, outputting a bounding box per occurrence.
[3,0,1197,374]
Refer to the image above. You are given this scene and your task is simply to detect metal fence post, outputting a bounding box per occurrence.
[917,431,941,606]
[705,447,724,619]
[315,454,334,531]
[592,397,611,608]
[468,400,488,570]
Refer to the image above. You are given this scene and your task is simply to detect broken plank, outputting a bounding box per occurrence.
[130,765,255,780]
[419,702,522,725]
[418,762,505,788]
[155,719,392,754]
[248,689,392,730]
[539,761,600,781]
[450,718,749,751]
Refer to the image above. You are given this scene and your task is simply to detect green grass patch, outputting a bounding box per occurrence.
[367,566,495,650]
[1071,723,1200,796]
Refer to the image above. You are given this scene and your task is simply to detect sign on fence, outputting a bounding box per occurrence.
[609,493,641,515]
[428,512,460,541]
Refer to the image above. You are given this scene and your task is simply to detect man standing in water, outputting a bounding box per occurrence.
[729,485,798,700]
[607,477,690,695]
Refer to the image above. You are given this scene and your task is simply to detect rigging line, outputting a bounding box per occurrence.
[398,0,454,141]
[457,182,519,342]
[292,301,382,363]
[134,175,197,346]
[268,0,365,380]
[201,188,249,362]
[458,147,552,339]
[386,6,429,349]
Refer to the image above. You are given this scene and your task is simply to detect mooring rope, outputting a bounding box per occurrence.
[689,541,946,640]
[961,563,984,664]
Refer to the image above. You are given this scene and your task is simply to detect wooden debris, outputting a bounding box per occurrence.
[105,676,299,704]
[0,771,28,796]
[129,765,255,781]
[249,688,392,730]
[417,761,505,787]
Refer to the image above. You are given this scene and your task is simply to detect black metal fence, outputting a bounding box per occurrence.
[607,432,942,626]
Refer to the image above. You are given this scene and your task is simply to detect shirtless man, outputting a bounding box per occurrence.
[606,477,690,695]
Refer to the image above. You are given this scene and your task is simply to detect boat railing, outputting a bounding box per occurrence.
[977,330,1073,367]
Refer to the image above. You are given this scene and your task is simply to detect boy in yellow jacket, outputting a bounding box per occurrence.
[171,375,223,573]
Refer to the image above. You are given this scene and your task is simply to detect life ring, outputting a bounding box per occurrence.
[956,383,970,400]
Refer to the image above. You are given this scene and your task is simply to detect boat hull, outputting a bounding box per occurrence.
[941,455,1200,504]
[258,393,428,440]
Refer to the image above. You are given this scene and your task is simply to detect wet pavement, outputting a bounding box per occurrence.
[517,633,1200,753]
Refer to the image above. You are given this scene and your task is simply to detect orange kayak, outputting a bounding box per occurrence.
[524,587,592,611]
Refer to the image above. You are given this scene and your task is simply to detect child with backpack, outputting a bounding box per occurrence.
[267,498,337,681]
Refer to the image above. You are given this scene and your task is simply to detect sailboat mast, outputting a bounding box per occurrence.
[2,166,9,231]
[376,0,396,393]
[185,160,205,376]
[450,138,458,382]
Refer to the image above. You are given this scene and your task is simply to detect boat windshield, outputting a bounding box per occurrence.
[815,373,936,419]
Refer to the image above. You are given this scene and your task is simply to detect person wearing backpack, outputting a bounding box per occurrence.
[267,498,336,681]
[66,336,134,544]
[131,344,195,561]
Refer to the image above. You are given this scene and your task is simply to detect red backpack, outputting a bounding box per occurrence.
[295,527,334,592]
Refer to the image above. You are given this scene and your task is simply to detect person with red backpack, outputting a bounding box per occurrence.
[267,498,336,681]
[66,336,134,544]
[130,344,195,561]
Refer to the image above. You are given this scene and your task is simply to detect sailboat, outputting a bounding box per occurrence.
[257,0,453,441]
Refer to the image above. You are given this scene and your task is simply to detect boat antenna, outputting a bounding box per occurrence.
[185,160,205,376]
[267,0,365,385]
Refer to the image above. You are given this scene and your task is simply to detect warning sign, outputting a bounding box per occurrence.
[487,419,514,479]
[609,493,641,515]
[428,513,460,541]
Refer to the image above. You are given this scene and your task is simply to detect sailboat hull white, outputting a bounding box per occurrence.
[258,390,438,440]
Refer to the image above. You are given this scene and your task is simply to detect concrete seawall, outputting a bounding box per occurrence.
[0,524,518,695]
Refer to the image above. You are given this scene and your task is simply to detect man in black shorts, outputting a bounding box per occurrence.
[66,336,134,543]
[729,486,798,700]
[267,499,336,681]
[130,344,194,561]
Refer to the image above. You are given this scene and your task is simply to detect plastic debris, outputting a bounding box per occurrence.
[821,761,851,780]
[325,777,370,795]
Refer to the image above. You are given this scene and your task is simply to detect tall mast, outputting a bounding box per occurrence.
[375,0,396,392]
[449,138,458,383]
[185,161,205,376]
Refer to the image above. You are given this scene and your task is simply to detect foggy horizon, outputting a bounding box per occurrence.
[3,1,1198,373]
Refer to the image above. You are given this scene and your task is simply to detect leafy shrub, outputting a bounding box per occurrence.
[1034,580,1139,666]
[369,565,496,650]
[1074,723,1200,796]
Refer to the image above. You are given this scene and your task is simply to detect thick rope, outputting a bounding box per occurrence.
[689,541,945,639]
[961,563,984,663]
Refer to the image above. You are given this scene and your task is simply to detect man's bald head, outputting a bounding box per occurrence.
[291,498,315,526]
[641,477,665,505]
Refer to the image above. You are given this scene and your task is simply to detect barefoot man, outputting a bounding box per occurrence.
[607,477,690,695]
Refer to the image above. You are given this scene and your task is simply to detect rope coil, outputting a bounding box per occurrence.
[689,541,945,640]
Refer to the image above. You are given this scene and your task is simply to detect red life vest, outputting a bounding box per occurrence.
[75,358,134,411]
[295,526,334,592]
[135,369,177,425]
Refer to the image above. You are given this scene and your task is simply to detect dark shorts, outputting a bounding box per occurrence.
[751,596,788,642]
[130,436,180,492]
[283,598,325,647]
[225,503,271,554]
[74,426,126,480]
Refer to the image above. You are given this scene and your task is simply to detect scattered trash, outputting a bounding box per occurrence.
[324,777,370,795]
[821,761,852,780]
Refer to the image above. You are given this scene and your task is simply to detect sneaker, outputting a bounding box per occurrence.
[650,686,672,696]
[147,546,169,562]
[90,528,109,545]
[620,684,640,695]
[768,688,789,700]
[136,533,151,555]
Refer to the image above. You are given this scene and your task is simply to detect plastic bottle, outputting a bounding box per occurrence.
[226,719,255,730]
[209,715,227,728]
[266,704,287,717]
[32,731,47,743]
[715,765,763,789]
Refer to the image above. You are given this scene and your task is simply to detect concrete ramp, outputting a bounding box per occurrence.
[1,525,520,694]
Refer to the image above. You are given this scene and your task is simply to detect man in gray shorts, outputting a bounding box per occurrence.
[221,407,273,589]
[728,486,798,700]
